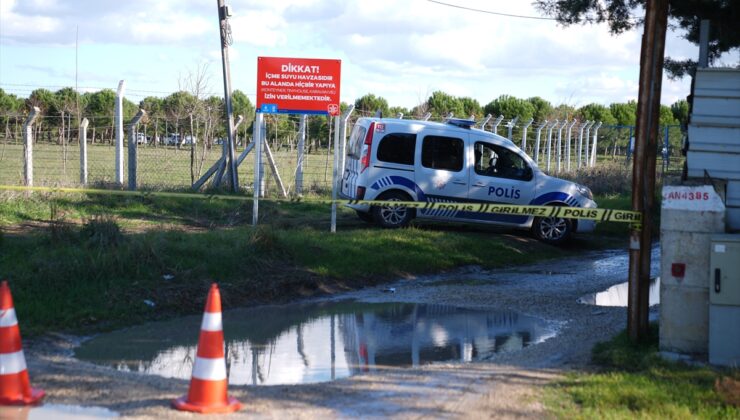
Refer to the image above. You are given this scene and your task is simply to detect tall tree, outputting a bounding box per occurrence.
[426,91,464,119]
[84,89,117,142]
[458,97,483,119]
[670,99,689,125]
[577,103,617,125]
[484,95,535,121]
[231,90,255,123]
[535,0,740,78]
[609,101,638,126]
[389,106,410,118]
[354,93,390,117]
[527,97,554,122]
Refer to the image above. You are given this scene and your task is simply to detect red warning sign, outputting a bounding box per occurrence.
[256,57,342,115]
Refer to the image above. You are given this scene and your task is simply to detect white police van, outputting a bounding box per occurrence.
[340,117,597,244]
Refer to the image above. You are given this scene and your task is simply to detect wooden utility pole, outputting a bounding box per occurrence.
[217,0,239,192]
[628,0,669,341]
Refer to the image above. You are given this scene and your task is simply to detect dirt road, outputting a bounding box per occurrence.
[22,246,658,418]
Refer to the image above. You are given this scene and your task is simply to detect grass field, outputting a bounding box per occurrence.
[546,325,740,419]
[0,190,628,335]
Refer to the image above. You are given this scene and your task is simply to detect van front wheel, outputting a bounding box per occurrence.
[372,191,414,228]
[531,215,572,245]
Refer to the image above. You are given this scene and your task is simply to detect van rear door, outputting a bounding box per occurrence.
[341,122,369,198]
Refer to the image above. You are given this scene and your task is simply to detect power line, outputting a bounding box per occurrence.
[426,0,556,21]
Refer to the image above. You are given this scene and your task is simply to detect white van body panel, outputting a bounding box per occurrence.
[340,118,597,233]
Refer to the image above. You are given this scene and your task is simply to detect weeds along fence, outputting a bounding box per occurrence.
[0,110,682,196]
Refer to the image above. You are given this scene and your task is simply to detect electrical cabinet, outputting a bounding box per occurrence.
[709,234,740,366]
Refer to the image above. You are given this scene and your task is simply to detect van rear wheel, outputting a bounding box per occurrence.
[531,215,572,245]
[372,191,414,228]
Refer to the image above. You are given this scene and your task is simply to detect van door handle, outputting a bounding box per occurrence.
[452,179,466,185]
[472,182,486,187]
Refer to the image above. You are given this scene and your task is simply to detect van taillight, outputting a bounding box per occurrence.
[360,122,376,173]
[356,186,366,200]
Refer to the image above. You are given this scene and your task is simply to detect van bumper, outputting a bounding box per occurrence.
[575,199,598,233]
[339,191,371,213]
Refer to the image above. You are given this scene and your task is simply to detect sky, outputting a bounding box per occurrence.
[0,0,708,110]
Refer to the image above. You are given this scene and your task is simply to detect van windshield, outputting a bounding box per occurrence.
[347,124,367,159]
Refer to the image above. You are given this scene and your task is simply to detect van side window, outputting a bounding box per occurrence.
[422,135,464,171]
[347,125,368,159]
[377,133,416,165]
[474,142,532,181]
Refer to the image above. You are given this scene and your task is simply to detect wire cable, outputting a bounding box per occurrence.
[426,0,556,21]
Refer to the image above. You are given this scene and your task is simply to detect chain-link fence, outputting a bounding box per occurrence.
[0,112,683,195]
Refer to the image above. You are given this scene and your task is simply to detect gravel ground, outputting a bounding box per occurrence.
[21,245,659,419]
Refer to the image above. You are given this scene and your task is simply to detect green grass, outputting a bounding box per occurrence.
[546,325,740,419]
[1,191,621,336]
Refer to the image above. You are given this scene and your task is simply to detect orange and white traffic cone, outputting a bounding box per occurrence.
[0,281,45,406]
[172,283,242,414]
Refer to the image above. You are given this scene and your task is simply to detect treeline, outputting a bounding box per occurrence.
[352,91,689,128]
[0,87,688,151]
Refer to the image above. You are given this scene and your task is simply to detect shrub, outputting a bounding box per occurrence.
[560,161,632,195]
[80,215,123,248]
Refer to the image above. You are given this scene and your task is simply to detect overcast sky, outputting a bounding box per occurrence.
[0,0,705,109]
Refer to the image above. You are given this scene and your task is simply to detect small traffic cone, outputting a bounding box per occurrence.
[0,281,45,406]
[172,283,242,414]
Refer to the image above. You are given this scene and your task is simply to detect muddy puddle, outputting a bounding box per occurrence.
[577,278,660,307]
[0,404,118,419]
[75,301,558,386]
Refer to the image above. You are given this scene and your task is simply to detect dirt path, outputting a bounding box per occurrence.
[23,246,659,418]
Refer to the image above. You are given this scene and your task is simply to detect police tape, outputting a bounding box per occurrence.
[0,185,642,224]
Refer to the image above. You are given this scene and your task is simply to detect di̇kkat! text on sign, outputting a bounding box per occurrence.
[257,57,341,116]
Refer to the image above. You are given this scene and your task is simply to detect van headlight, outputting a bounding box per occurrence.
[576,184,593,200]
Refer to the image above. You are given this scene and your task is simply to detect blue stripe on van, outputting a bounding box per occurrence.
[370,176,426,201]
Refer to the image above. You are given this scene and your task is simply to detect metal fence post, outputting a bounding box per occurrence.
[577,121,588,169]
[566,119,577,172]
[23,106,40,186]
[546,119,557,172]
[491,115,504,135]
[584,121,595,167]
[534,120,548,164]
[127,109,146,191]
[556,120,567,173]
[589,122,602,167]
[253,112,263,226]
[79,118,89,185]
[330,114,341,233]
[259,116,266,197]
[296,114,307,195]
[506,116,518,140]
[115,80,126,186]
[478,114,492,131]
[521,118,533,153]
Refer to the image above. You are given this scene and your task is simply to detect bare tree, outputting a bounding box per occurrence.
[179,63,212,184]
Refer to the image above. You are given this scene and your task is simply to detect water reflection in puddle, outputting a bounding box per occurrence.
[76,302,558,386]
[578,278,660,307]
[0,404,118,419]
